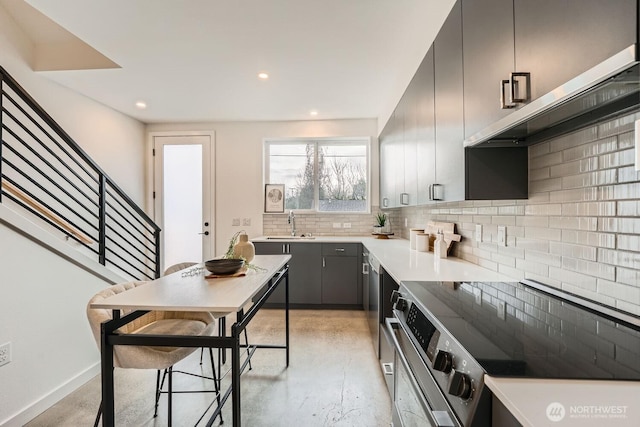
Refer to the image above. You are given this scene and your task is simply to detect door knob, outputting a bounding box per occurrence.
[199,231,209,236]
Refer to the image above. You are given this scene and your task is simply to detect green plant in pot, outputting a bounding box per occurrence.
[374,212,387,234]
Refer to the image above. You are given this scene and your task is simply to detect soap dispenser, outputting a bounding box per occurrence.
[434,230,447,259]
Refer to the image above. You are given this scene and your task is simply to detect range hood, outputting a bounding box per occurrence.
[465,44,639,148]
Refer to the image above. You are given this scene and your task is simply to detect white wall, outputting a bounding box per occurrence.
[0,4,146,425]
[147,119,378,254]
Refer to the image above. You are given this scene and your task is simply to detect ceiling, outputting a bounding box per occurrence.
[3,0,454,124]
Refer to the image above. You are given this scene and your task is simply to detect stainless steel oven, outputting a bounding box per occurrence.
[389,279,640,427]
[387,318,458,427]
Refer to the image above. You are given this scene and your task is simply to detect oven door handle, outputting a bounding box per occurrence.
[385,318,459,427]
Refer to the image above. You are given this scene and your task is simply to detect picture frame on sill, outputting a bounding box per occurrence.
[264,184,285,213]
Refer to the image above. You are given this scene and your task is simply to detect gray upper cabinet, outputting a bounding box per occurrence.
[513,0,636,100]
[415,48,436,205]
[462,0,515,140]
[379,110,400,208]
[434,0,464,203]
[402,80,418,206]
[463,0,637,139]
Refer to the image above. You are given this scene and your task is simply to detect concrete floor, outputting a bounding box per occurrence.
[26,309,392,427]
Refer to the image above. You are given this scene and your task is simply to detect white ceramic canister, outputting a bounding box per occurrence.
[410,228,424,250]
[416,232,430,252]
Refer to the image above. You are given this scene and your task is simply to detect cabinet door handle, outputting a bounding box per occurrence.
[383,197,389,207]
[362,263,369,275]
[400,192,409,205]
[500,79,517,109]
[429,184,433,201]
[287,244,290,253]
[335,248,345,253]
[382,362,394,376]
[282,244,286,253]
[510,72,531,104]
[322,257,326,268]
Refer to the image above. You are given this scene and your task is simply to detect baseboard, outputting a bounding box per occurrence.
[0,362,100,427]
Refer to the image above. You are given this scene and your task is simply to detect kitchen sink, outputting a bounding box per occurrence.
[265,236,315,240]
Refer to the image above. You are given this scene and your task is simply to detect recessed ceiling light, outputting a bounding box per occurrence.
[258,72,269,80]
[310,110,318,116]
[135,101,147,109]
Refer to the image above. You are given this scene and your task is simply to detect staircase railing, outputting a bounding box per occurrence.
[0,66,160,280]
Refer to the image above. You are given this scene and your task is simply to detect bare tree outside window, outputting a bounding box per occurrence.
[266,139,368,213]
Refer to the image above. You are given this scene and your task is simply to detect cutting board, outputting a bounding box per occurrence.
[425,221,461,254]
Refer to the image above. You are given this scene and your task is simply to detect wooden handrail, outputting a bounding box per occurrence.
[1,179,94,245]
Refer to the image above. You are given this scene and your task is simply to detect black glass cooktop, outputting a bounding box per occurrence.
[401,280,640,380]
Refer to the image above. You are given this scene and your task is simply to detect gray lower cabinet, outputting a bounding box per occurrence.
[254,241,361,307]
[322,243,360,305]
[253,242,322,305]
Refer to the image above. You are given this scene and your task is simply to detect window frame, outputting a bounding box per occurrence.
[263,137,371,214]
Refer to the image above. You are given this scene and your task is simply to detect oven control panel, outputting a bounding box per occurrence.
[396,296,487,426]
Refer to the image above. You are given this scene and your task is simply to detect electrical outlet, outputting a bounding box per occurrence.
[242,218,251,226]
[475,224,482,242]
[404,218,408,227]
[497,226,506,246]
[0,342,11,367]
[232,218,240,226]
[343,223,351,229]
[332,223,342,229]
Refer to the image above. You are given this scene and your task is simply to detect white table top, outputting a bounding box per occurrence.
[90,255,291,313]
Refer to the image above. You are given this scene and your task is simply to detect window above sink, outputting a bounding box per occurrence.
[264,137,371,214]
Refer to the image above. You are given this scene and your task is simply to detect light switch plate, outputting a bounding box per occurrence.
[232,218,241,226]
[475,224,482,242]
[343,223,351,229]
[332,223,342,229]
[497,226,506,246]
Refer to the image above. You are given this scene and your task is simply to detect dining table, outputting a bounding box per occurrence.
[90,254,292,427]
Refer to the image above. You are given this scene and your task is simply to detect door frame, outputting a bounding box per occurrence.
[146,130,216,271]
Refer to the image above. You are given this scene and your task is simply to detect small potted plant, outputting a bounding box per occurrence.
[373,212,387,234]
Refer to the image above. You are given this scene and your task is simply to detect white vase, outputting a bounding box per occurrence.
[233,233,255,262]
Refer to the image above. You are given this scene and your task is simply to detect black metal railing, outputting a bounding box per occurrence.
[0,66,160,280]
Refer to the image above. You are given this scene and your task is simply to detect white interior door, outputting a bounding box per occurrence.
[152,133,214,271]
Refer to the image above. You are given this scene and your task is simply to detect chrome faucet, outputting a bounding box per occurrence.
[288,210,296,236]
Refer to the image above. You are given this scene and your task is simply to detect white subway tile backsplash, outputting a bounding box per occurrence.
[530,177,562,192]
[562,257,615,281]
[549,157,599,177]
[617,200,640,216]
[616,267,639,287]
[548,187,598,203]
[562,201,616,217]
[549,126,598,152]
[525,226,562,241]
[530,151,563,169]
[277,111,640,314]
[550,241,597,261]
[561,230,616,249]
[524,250,562,267]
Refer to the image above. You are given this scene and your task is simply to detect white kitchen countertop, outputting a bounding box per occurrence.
[485,376,640,427]
[254,235,509,283]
